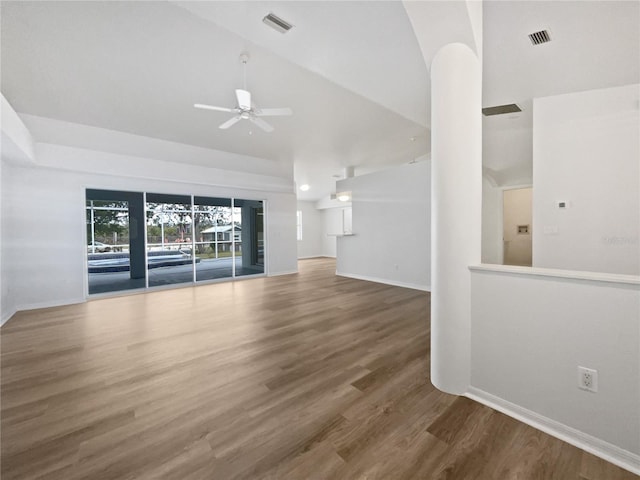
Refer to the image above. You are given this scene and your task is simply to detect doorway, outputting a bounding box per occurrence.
[503,187,532,266]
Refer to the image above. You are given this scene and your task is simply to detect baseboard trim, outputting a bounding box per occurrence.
[336,271,430,292]
[297,255,326,259]
[268,269,298,277]
[466,387,640,475]
[1,306,17,327]
[2,297,86,327]
[16,297,86,313]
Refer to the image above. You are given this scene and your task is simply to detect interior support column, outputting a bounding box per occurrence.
[430,43,482,394]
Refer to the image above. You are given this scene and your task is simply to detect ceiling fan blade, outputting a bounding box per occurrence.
[249,116,274,133]
[194,103,235,113]
[235,89,251,110]
[254,107,293,117]
[219,116,242,130]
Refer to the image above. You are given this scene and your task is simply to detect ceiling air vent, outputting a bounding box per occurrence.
[263,13,294,34]
[528,29,551,45]
[482,104,522,116]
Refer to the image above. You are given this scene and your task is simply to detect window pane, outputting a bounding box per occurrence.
[86,190,145,295]
[194,202,234,282]
[87,191,265,295]
[146,199,194,287]
[234,200,264,277]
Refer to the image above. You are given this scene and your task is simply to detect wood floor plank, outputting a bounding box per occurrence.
[580,453,640,480]
[1,258,637,479]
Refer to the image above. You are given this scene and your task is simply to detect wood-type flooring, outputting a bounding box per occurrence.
[1,258,637,479]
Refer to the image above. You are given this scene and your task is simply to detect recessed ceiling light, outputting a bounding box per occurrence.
[338,194,350,202]
[299,184,310,191]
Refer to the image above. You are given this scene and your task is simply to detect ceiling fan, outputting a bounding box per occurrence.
[194,53,292,133]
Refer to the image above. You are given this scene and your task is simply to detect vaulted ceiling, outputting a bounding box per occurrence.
[2,1,638,200]
[482,0,639,187]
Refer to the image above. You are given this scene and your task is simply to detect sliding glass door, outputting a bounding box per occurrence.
[146,193,193,288]
[86,189,265,295]
[86,189,145,294]
[194,197,234,282]
[235,199,264,277]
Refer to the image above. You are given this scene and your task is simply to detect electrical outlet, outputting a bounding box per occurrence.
[578,366,598,393]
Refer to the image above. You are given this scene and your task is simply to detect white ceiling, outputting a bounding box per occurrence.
[172,1,430,126]
[1,1,638,197]
[482,0,639,186]
[0,1,429,201]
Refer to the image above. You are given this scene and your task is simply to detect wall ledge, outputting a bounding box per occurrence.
[1,94,36,165]
[467,387,640,476]
[469,264,640,286]
[34,143,294,195]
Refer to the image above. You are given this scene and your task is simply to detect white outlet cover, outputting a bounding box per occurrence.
[578,366,598,393]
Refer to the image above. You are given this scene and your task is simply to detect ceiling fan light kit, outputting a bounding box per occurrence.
[235,88,251,110]
[194,52,292,133]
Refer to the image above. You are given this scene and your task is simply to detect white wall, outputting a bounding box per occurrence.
[533,84,640,275]
[483,123,533,187]
[320,208,344,258]
[0,158,2,321]
[0,158,3,322]
[1,94,36,165]
[0,159,10,325]
[5,161,297,312]
[22,114,290,180]
[1,95,35,324]
[503,187,532,266]
[1,115,298,316]
[315,197,353,259]
[335,161,430,290]
[473,84,640,473]
[36,142,291,195]
[481,176,503,264]
[470,267,640,467]
[296,200,323,259]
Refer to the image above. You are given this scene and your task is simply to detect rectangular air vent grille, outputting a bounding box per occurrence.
[482,104,522,116]
[528,30,551,45]
[263,13,294,33]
